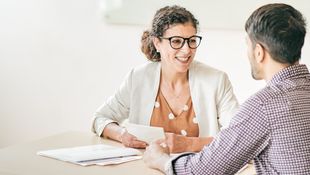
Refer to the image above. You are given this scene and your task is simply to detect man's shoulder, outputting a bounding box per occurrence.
[242,86,279,109]
[231,88,270,124]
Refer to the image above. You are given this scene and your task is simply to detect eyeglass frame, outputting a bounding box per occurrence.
[159,35,202,49]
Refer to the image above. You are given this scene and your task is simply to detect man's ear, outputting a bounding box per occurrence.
[254,43,265,63]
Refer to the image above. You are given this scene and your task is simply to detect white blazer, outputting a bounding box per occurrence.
[92,61,239,137]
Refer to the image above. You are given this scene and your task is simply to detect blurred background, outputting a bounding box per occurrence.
[0,0,309,148]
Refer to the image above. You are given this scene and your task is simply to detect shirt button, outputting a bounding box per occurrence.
[192,117,198,124]
[181,129,187,136]
[168,113,175,120]
[183,104,189,111]
[154,101,160,108]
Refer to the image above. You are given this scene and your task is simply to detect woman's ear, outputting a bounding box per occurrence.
[254,43,265,63]
[152,37,161,52]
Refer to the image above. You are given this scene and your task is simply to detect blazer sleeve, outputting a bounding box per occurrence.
[217,73,239,129]
[91,69,133,136]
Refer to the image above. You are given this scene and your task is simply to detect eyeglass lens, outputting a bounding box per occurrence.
[170,36,201,49]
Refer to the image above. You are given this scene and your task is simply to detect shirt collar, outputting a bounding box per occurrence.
[267,64,310,86]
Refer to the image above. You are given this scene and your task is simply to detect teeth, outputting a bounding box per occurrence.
[176,56,190,62]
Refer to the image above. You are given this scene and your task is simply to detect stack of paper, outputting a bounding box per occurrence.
[37,144,142,166]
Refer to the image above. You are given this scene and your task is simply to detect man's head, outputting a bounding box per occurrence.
[245,3,306,80]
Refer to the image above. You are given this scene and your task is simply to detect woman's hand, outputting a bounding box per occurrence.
[119,129,148,149]
[103,123,147,149]
[163,133,214,153]
[164,132,191,153]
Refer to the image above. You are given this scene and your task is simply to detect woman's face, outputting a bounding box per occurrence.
[154,22,198,73]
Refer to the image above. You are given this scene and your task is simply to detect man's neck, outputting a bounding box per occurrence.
[264,61,296,82]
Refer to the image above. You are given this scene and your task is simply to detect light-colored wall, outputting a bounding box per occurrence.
[0,0,309,148]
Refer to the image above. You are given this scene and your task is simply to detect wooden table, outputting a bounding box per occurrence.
[0,131,255,175]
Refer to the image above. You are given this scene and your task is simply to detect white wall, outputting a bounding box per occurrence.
[0,0,309,148]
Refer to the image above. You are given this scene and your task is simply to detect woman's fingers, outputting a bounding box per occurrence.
[121,132,147,148]
[131,140,148,148]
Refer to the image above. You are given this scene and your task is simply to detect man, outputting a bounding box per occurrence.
[143,3,310,175]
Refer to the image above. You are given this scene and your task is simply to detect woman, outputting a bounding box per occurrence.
[91,5,238,153]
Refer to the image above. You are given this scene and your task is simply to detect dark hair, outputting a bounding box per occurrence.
[141,5,199,62]
[245,3,307,64]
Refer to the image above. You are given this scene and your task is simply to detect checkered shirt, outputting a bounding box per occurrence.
[172,64,310,175]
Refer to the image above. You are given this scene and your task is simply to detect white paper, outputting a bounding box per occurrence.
[123,122,165,144]
[37,144,142,166]
[80,155,142,166]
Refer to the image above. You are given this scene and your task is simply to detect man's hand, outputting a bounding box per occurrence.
[143,141,170,172]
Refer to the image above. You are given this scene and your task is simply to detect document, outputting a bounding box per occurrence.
[37,144,142,166]
[123,122,165,144]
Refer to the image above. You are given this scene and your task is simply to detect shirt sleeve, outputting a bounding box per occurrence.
[164,153,194,175]
[91,69,133,136]
[172,96,270,174]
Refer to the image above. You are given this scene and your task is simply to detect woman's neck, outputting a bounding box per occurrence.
[160,67,188,86]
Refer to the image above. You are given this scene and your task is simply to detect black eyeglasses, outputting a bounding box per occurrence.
[160,35,202,49]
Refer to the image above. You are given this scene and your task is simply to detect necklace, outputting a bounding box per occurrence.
[160,81,191,116]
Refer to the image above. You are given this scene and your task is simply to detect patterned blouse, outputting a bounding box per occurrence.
[150,90,199,137]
